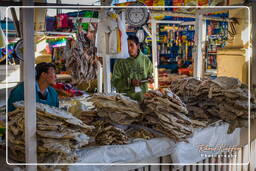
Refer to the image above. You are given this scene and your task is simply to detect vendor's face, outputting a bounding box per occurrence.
[128,40,139,58]
[43,67,57,85]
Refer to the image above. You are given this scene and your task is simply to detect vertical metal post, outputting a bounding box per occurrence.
[251,4,256,88]
[151,19,158,89]
[103,55,111,93]
[22,2,37,171]
[56,0,62,15]
[97,61,103,93]
[19,8,23,82]
[193,12,206,80]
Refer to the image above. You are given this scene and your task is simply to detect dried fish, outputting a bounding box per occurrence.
[8,102,94,168]
[65,30,99,86]
[88,93,144,125]
[142,89,193,141]
[169,76,256,133]
[94,122,129,145]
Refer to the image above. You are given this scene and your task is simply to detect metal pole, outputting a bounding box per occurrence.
[22,1,37,171]
[103,55,111,93]
[251,3,256,88]
[19,8,23,82]
[97,61,103,93]
[151,19,158,89]
[193,12,206,80]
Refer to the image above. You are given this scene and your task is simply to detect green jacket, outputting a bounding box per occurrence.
[112,51,153,102]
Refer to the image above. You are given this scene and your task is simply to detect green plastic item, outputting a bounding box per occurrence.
[0,127,5,134]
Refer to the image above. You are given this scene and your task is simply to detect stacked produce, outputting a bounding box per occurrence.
[93,120,129,145]
[142,89,194,142]
[88,93,144,125]
[169,76,256,133]
[8,101,94,170]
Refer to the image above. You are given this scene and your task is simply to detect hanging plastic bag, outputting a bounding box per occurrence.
[114,16,129,58]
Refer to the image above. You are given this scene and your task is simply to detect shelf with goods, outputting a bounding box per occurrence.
[157,23,195,63]
[205,20,228,72]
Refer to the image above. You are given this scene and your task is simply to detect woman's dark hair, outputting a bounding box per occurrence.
[35,62,56,80]
[127,35,139,45]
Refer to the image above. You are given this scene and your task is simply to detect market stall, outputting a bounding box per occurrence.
[1,1,255,171]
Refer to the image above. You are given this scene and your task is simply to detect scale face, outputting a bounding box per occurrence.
[126,2,149,27]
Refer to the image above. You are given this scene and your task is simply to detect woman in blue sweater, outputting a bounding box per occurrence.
[8,62,59,112]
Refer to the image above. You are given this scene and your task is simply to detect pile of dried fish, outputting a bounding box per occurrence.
[8,101,94,170]
[142,89,194,142]
[65,97,98,125]
[93,120,129,145]
[65,29,99,85]
[126,127,156,140]
[169,76,256,133]
[88,93,144,125]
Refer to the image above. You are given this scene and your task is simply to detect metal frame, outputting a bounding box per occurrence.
[193,12,206,79]
[10,6,247,170]
[21,1,37,171]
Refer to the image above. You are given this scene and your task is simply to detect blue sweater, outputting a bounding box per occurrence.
[8,83,59,112]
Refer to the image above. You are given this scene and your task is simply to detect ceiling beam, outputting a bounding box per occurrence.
[0,1,97,6]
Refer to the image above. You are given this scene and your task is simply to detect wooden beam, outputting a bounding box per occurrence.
[197,8,232,15]
[151,19,159,89]
[22,0,37,171]
[0,1,96,7]
[10,8,21,37]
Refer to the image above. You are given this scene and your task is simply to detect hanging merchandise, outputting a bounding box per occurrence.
[56,14,69,29]
[96,9,128,58]
[46,16,56,31]
[115,16,129,58]
[66,19,99,86]
[138,0,153,6]
[172,0,185,12]
[153,0,165,6]
[81,11,95,32]
[47,37,68,48]
[198,0,208,6]
[96,10,117,55]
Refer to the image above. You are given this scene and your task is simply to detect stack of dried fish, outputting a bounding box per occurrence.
[65,29,99,85]
[169,76,256,133]
[126,127,156,140]
[142,89,194,142]
[8,101,95,170]
[93,120,129,145]
[88,93,144,125]
[65,97,98,125]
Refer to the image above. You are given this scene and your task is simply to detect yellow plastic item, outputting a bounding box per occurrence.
[35,54,52,64]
